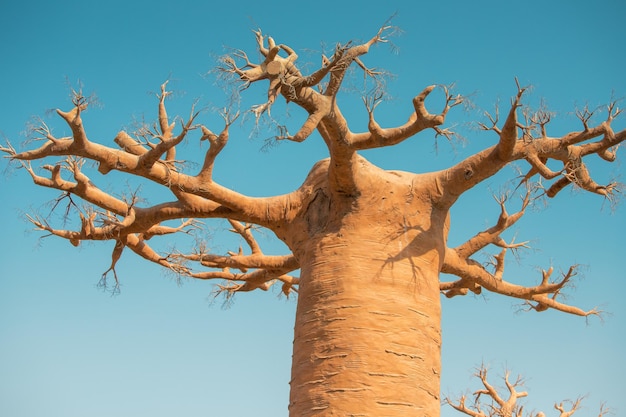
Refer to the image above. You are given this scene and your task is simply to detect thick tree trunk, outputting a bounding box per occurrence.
[289,232,442,416]
[287,179,445,416]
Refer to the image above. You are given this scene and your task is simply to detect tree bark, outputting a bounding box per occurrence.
[286,158,446,416]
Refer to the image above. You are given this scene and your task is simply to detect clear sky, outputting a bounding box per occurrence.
[0,1,624,416]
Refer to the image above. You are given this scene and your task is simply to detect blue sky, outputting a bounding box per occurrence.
[1,1,624,416]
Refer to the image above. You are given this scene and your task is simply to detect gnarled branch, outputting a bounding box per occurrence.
[440,187,598,317]
[445,365,608,417]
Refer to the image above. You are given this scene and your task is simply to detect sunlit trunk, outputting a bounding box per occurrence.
[288,226,443,416]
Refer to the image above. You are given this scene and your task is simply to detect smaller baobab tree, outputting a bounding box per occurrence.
[444,365,611,417]
[1,24,624,416]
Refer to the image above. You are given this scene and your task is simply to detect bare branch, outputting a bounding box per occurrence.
[350,84,462,150]
[445,366,607,417]
[440,188,599,317]
[497,79,527,159]
[454,189,531,260]
[161,219,300,298]
[197,108,239,179]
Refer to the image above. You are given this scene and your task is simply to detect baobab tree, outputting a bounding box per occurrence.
[2,26,624,417]
[444,365,611,417]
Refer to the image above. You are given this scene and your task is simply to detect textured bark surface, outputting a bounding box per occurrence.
[290,239,442,416]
